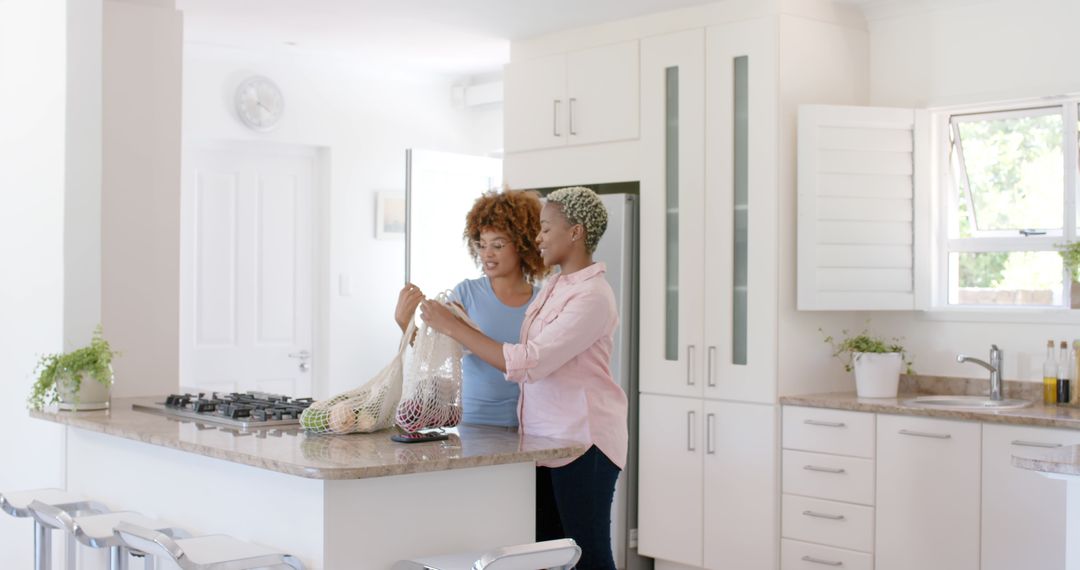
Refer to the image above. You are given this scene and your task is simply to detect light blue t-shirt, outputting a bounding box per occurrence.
[452,277,537,428]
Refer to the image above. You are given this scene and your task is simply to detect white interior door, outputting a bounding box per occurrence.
[180,144,317,397]
[406,149,502,295]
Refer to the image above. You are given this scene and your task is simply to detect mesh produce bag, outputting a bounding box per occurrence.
[299,318,417,434]
[394,292,474,433]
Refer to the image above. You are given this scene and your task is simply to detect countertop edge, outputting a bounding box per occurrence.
[30,409,588,480]
[779,393,1080,431]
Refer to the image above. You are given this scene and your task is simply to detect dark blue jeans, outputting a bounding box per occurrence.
[536,445,621,570]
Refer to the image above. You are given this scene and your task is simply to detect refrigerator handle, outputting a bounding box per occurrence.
[706,413,716,455]
[687,410,696,451]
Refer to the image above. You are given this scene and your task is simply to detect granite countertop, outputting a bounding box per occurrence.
[779,391,1080,431]
[1012,445,1080,477]
[31,397,587,480]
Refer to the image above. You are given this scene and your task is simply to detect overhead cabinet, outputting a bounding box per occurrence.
[503,41,639,153]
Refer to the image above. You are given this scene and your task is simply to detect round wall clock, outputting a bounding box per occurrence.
[235,75,284,132]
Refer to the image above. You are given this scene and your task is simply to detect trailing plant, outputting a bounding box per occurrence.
[29,326,118,411]
[1057,241,1080,281]
[820,326,914,374]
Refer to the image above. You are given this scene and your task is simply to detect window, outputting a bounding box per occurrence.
[943,101,1079,308]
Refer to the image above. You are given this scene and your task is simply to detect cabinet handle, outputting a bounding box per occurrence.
[803,465,846,474]
[687,411,696,452]
[803,419,845,428]
[687,345,696,386]
[707,346,716,387]
[569,97,577,135]
[706,413,716,455]
[801,555,844,567]
[899,429,951,440]
[802,510,845,521]
[553,100,561,136]
[1011,440,1063,449]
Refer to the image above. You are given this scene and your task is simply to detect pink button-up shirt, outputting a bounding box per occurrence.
[502,262,628,469]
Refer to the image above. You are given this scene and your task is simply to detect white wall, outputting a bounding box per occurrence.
[182,44,502,398]
[858,0,1080,383]
[102,0,184,397]
[777,12,870,395]
[0,0,70,564]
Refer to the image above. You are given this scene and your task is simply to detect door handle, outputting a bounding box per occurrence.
[707,346,716,387]
[288,350,311,372]
[802,510,845,521]
[803,419,845,428]
[898,429,951,440]
[1011,440,1063,449]
[687,410,696,452]
[803,465,846,474]
[801,555,843,567]
[706,413,716,455]
[569,97,577,135]
[553,100,562,136]
[687,345,696,386]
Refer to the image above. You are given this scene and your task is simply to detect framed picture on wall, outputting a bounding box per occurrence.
[375,192,406,240]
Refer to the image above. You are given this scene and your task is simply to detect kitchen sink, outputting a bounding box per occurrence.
[902,395,1032,410]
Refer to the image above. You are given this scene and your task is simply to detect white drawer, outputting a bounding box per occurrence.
[783,406,875,458]
[783,449,874,506]
[782,539,873,570]
[782,494,874,553]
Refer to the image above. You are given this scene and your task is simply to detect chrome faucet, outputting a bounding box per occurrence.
[957,345,1003,401]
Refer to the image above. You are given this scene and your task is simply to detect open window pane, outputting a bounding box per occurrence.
[955,112,1063,233]
[949,251,1062,306]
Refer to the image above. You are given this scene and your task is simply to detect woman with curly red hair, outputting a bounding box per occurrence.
[394,189,547,427]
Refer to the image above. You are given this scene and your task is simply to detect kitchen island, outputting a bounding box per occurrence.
[32,396,587,569]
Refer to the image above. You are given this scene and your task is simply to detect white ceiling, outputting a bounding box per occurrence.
[177,0,730,76]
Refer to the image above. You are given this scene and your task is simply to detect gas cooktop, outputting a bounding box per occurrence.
[133,391,315,429]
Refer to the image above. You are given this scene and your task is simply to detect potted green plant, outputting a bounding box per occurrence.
[1057,241,1080,308]
[821,327,914,398]
[28,326,118,411]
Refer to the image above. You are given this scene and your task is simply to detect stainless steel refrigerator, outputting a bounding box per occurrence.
[593,193,647,570]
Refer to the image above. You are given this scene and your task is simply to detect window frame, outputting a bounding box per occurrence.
[936,97,1080,311]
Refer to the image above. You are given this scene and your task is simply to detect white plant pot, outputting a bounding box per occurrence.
[852,352,902,398]
[56,369,112,411]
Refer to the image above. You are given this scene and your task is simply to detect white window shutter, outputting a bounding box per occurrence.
[797,104,930,311]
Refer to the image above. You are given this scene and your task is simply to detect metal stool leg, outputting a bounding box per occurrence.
[34,520,52,570]
[109,545,129,570]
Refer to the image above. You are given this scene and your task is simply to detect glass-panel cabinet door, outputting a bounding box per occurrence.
[639,29,706,399]
[704,18,778,404]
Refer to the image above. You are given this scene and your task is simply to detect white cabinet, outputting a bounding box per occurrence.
[703,400,777,570]
[639,18,778,404]
[876,414,981,570]
[504,54,565,152]
[638,394,704,567]
[639,28,706,399]
[639,395,776,569]
[503,41,638,153]
[982,424,1080,570]
[781,406,875,569]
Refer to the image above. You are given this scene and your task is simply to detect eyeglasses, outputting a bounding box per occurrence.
[472,240,510,253]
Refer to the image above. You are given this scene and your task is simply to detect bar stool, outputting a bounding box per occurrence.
[114,522,306,569]
[0,488,108,570]
[392,538,581,570]
[28,500,188,570]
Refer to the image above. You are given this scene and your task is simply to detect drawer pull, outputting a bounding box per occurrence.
[801,555,844,567]
[1011,440,1063,449]
[899,429,951,440]
[803,419,846,428]
[802,510,845,521]
[803,465,846,474]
